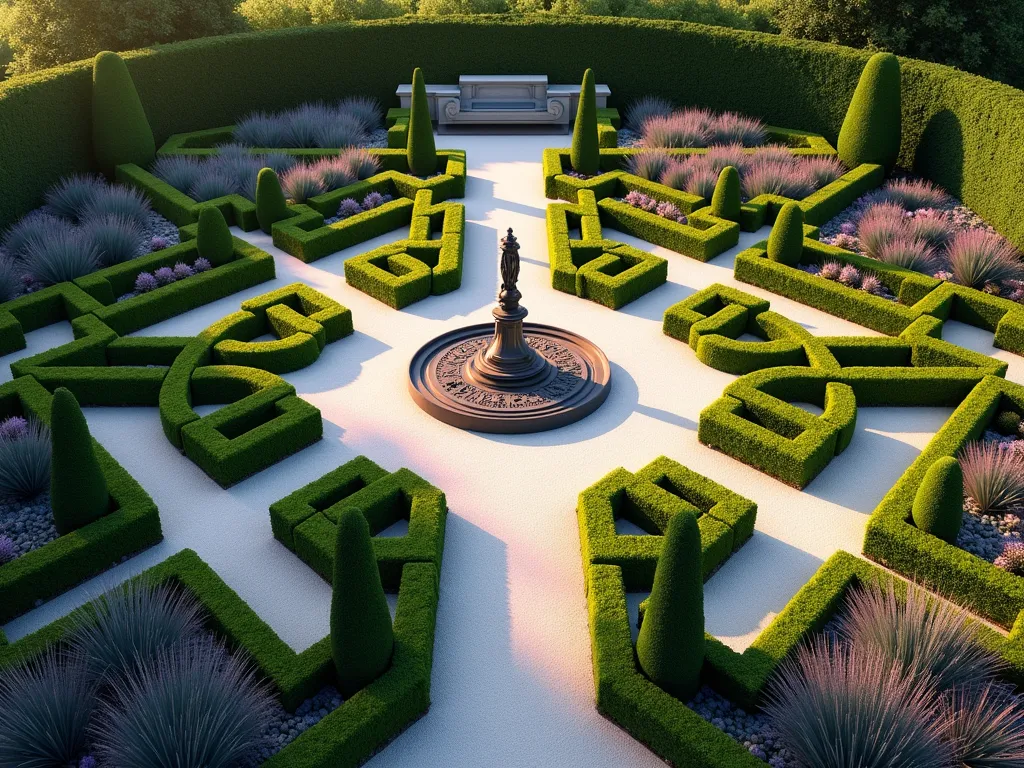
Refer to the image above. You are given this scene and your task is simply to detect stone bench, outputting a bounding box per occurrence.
[396,75,611,131]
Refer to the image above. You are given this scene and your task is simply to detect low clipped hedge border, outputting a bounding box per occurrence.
[0,547,441,768]
[270,456,447,591]
[0,229,275,357]
[119,149,467,235]
[9,282,350,488]
[341,190,465,308]
[0,376,161,623]
[546,190,668,309]
[668,283,1005,488]
[734,236,1024,357]
[578,457,757,590]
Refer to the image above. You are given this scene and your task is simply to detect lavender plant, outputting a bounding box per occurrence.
[0,534,15,564]
[172,262,194,280]
[960,440,1024,512]
[995,541,1024,575]
[0,650,97,768]
[153,267,177,286]
[0,417,50,500]
[336,198,364,219]
[94,635,274,768]
[134,272,158,293]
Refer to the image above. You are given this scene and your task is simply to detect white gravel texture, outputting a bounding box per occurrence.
[3,134,1021,766]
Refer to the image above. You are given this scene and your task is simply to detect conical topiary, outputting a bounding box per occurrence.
[767,202,804,266]
[91,51,155,176]
[196,206,233,264]
[51,387,109,535]
[256,167,290,235]
[711,166,741,222]
[407,68,437,178]
[837,52,902,171]
[912,456,963,543]
[330,507,394,696]
[571,68,600,176]
[636,510,704,699]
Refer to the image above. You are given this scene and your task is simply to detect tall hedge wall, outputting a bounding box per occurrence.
[0,16,1022,249]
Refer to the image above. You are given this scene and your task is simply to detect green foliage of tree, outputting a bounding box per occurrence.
[238,0,312,29]
[836,52,901,171]
[416,0,505,13]
[570,68,599,176]
[767,202,804,266]
[308,0,409,23]
[711,165,741,222]
[912,456,964,544]
[91,51,155,176]
[256,168,290,235]
[330,508,394,697]
[196,206,233,262]
[51,387,109,536]
[3,0,243,76]
[636,511,705,700]
[774,0,1024,88]
[407,67,437,177]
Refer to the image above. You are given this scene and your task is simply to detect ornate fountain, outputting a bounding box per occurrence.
[408,229,612,433]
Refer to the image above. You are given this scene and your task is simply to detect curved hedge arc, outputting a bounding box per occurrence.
[0,17,1022,249]
[667,283,1006,488]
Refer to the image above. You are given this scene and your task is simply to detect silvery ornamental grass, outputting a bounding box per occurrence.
[0,649,96,768]
[959,440,1024,513]
[0,417,50,500]
[764,637,951,768]
[94,635,274,768]
[943,683,1024,767]
[69,579,205,683]
[837,580,1004,693]
[947,229,1024,289]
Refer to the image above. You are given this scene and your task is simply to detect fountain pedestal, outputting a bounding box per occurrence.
[408,229,611,434]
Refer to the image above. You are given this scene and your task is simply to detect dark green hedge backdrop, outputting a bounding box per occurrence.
[0,15,1021,248]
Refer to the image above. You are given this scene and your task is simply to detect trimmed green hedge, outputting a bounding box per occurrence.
[546,190,668,309]
[672,283,1005,488]
[0,376,161,623]
[578,458,756,591]
[735,235,1024,358]
[343,190,465,309]
[273,457,447,592]
[0,547,442,768]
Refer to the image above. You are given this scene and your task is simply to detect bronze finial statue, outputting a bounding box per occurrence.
[407,227,611,433]
[498,227,521,311]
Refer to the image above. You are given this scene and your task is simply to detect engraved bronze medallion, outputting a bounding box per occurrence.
[408,229,611,433]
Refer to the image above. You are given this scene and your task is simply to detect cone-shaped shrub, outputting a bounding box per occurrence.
[92,52,155,176]
[256,168,290,235]
[837,52,902,171]
[406,68,437,177]
[912,456,963,543]
[710,166,741,221]
[636,511,704,699]
[571,69,600,176]
[51,387,109,535]
[767,202,804,266]
[196,206,233,263]
[331,507,394,696]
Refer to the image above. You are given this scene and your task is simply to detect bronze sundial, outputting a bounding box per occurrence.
[408,228,612,433]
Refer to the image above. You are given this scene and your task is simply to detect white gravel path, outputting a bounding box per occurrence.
[4,134,1016,766]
